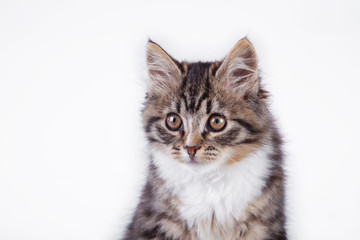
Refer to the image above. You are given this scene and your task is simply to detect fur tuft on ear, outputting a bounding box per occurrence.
[146,40,182,95]
[215,38,260,99]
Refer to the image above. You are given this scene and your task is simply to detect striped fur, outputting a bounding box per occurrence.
[123,38,286,240]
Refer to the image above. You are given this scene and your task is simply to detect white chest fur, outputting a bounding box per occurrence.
[152,146,272,240]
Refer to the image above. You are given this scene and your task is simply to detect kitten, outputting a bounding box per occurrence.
[123,38,286,240]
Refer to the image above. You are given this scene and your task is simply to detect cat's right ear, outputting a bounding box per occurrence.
[146,40,182,94]
[215,38,260,99]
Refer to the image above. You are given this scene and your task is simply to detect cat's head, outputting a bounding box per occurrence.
[143,38,271,168]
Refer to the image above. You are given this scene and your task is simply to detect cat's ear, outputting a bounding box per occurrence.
[146,40,182,94]
[215,38,259,99]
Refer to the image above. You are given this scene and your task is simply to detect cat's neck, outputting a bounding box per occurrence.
[151,144,273,234]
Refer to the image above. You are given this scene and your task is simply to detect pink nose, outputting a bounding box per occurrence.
[184,145,201,159]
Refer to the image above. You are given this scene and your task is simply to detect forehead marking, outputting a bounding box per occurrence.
[206,100,212,114]
[181,62,211,113]
[181,93,189,111]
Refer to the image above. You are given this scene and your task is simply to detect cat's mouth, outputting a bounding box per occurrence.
[182,154,210,167]
[181,150,204,165]
[187,158,203,166]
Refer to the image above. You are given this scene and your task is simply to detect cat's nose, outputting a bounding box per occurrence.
[184,145,201,159]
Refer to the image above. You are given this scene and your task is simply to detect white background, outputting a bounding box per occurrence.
[1,0,360,239]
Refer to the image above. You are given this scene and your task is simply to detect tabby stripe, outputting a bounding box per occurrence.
[202,69,211,113]
[213,128,241,146]
[180,75,189,111]
[205,69,211,91]
[181,93,189,111]
[236,138,259,144]
[232,118,260,134]
[195,92,208,112]
[206,100,212,114]
[189,98,196,112]
[181,75,188,89]
[193,71,210,112]
[176,100,181,113]
[147,136,161,143]
[145,116,161,133]
[156,126,176,143]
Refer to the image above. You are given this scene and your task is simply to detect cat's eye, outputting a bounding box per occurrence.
[207,114,226,132]
[165,113,183,131]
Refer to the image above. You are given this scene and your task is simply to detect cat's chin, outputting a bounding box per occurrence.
[181,157,222,173]
[181,156,207,167]
[183,160,222,175]
[185,159,204,166]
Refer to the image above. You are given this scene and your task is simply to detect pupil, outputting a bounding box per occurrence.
[172,117,176,123]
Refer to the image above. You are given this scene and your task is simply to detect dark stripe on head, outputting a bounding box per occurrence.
[189,97,196,112]
[182,62,212,113]
[181,93,189,111]
[206,100,212,114]
[176,100,181,113]
[181,75,188,89]
[195,70,211,112]
[232,118,261,134]
[180,75,189,111]
[145,116,161,133]
[195,92,208,112]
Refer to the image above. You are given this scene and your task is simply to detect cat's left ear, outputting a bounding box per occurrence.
[215,38,259,99]
[146,40,182,94]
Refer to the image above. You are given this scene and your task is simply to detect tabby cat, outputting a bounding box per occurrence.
[123,38,287,240]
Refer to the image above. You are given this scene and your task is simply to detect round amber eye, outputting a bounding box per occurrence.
[208,114,226,132]
[166,114,183,131]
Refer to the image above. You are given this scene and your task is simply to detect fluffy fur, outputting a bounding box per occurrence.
[123,38,286,240]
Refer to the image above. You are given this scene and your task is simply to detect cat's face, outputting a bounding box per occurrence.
[143,39,270,167]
